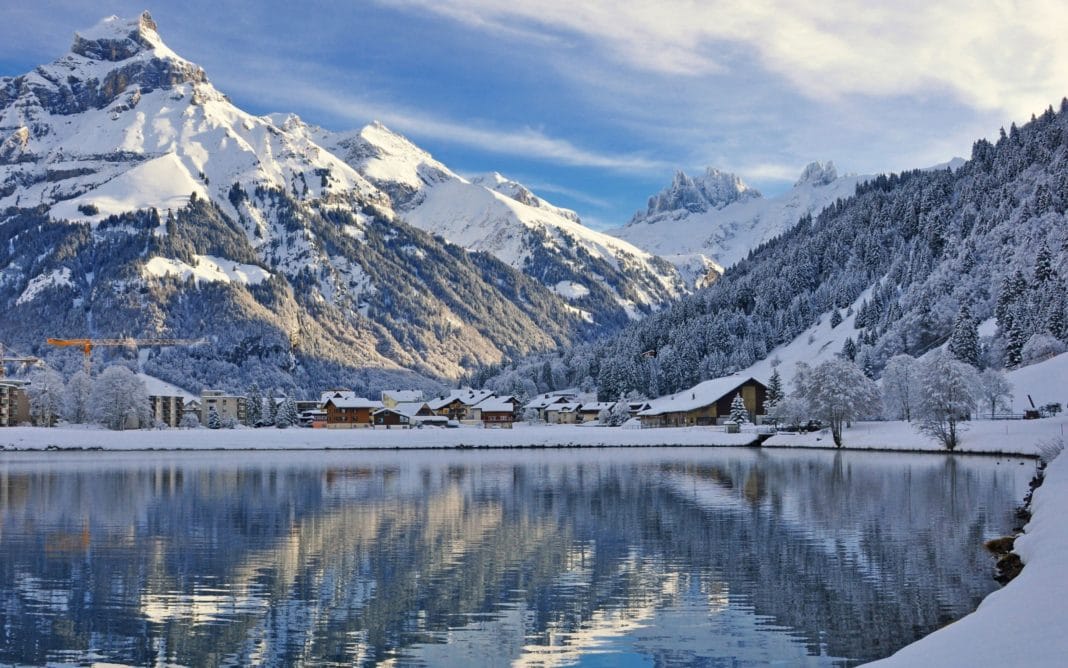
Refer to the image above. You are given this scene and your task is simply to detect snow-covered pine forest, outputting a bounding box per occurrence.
[478,102,1068,400]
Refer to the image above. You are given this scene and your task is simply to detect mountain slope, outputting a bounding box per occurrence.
[305,120,686,326]
[486,103,1068,400]
[610,162,866,286]
[0,13,597,394]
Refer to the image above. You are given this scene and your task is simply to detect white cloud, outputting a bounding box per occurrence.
[383,0,1068,119]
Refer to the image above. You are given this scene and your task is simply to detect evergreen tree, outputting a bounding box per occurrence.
[948,305,981,367]
[246,383,263,426]
[841,337,858,361]
[830,309,843,328]
[728,393,750,423]
[276,397,300,428]
[207,406,222,429]
[263,393,278,427]
[1034,243,1053,283]
[766,369,784,407]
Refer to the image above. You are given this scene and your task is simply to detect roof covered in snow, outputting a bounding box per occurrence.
[381,389,423,402]
[474,397,516,413]
[638,375,762,416]
[324,396,382,410]
[137,373,196,401]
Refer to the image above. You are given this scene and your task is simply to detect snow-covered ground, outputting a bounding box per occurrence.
[764,416,1067,456]
[866,447,1068,667]
[0,423,759,451]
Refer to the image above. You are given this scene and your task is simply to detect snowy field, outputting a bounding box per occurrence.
[0,423,759,451]
[764,416,1067,456]
[866,448,1068,667]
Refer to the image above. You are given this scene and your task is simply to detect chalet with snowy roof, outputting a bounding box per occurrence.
[577,402,615,423]
[522,391,579,421]
[545,402,581,424]
[323,396,383,428]
[638,376,766,428]
[320,389,357,405]
[475,396,516,429]
[0,380,31,427]
[428,388,495,421]
[372,407,413,428]
[380,390,424,408]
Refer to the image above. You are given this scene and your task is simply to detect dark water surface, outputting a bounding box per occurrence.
[0,448,1033,666]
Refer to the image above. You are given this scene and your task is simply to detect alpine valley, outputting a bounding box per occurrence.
[6,12,1064,402]
[0,13,696,395]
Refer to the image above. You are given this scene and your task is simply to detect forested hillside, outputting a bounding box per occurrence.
[481,101,1068,400]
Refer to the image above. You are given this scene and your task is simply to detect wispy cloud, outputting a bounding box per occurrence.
[222,74,669,173]
[383,0,1068,120]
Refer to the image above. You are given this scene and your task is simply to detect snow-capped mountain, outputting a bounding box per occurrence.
[611,162,866,286]
[0,13,611,393]
[304,120,686,325]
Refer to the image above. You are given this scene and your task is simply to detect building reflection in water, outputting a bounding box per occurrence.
[0,449,1031,666]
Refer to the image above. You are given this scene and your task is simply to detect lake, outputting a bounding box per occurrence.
[0,448,1033,666]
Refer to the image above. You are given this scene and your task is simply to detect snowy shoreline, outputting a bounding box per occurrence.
[2,415,1063,455]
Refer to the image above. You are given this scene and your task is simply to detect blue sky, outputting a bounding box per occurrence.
[3,1,1067,228]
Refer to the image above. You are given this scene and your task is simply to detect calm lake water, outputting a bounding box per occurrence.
[0,448,1033,667]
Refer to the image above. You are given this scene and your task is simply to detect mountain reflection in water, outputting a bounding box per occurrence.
[0,448,1031,666]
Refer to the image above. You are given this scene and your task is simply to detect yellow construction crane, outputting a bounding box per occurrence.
[46,337,207,374]
[0,343,41,378]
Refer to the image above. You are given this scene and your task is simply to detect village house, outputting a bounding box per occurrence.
[201,389,248,425]
[380,390,424,408]
[394,401,448,426]
[139,374,195,428]
[522,391,579,422]
[545,402,581,424]
[577,401,615,423]
[428,388,495,422]
[0,380,31,427]
[475,396,516,429]
[324,395,383,428]
[638,376,767,428]
[372,406,412,428]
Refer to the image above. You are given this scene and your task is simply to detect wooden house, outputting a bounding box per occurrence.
[638,376,766,428]
[475,396,516,429]
[324,396,383,428]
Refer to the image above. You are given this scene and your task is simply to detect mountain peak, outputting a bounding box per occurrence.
[71,11,169,62]
[794,161,838,187]
[630,167,759,225]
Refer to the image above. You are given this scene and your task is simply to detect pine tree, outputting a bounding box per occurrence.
[766,369,784,407]
[729,393,750,423]
[207,406,222,429]
[263,392,278,427]
[276,397,300,428]
[1034,243,1053,283]
[246,383,263,426]
[948,305,981,367]
[841,337,857,361]
[830,309,843,328]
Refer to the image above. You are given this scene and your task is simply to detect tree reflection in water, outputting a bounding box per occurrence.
[0,449,1032,666]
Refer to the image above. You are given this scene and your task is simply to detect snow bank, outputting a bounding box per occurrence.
[0,424,759,451]
[866,449,1068,666]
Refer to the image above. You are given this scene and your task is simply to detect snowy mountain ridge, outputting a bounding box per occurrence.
[611,161,867,285]
[306,118,686,324]
[0,12,629,394]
